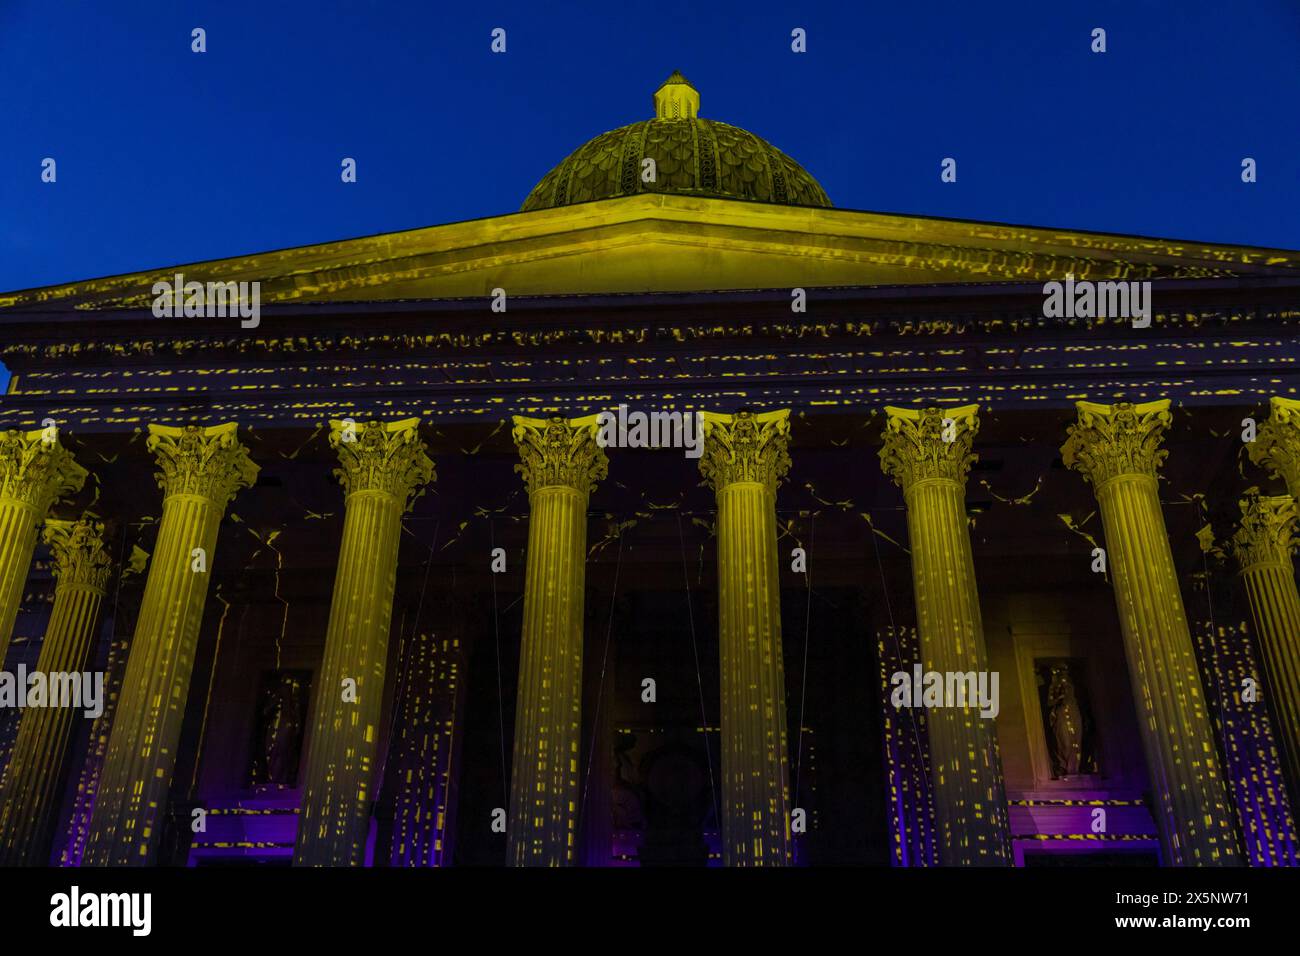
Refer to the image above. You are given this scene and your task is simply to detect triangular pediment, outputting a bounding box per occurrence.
[4,193,1297,311]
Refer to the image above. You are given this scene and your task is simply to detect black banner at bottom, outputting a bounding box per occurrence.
[0,864,1288,942]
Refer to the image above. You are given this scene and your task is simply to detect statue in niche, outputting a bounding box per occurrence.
[613,733,712,867]
[1036,659,1099,779]
[1048,666,1083,776]
[248,670,310,789]
[612,733,646,831]
[640,742,710,831]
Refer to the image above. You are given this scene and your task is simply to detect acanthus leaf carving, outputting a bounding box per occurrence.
[512,415,607,497]
[1232,490,1299,572]
[879,405,979,492]
[148,422,258,507]
[698,409,791,495]
[1249,396,1300,498]
[330,418,435,510]
[44,517,113,592]
[1061,400,1171,488]
[0,428,87,515]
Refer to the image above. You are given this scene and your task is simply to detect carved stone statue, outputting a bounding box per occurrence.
[249,672,307,788]
[611,734,646,831]
[1047,665,1083,777]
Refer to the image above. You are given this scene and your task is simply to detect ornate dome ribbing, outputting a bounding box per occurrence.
[522,71,831,211]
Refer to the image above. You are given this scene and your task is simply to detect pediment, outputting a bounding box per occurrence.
[4,193,1297,311]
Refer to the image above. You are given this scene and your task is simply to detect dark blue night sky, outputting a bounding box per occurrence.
[2,0,1298,294]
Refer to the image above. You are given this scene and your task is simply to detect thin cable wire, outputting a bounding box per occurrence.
[870,508,933,864]
[677,512,720,834]
[1195,500,1242,857]
[489,516,508,808]
[578,528,624,836]
[792,514,814,817]
[376,518,439,792]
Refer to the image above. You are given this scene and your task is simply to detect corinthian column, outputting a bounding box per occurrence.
[879,405,1012,866]
[1232,491,1300,805]
[295,418,434,866]
[506,415,606,866]
[1062,400,1240,866]
[1249,396,1300,499]
[699,409,791,867]
[84,423,257,866]
[0,519,111,865]
[0,427,87,664]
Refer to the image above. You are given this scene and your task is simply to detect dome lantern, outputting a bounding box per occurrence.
[653,70,699,119]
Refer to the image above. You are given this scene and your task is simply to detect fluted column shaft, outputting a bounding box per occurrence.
[0,427,87,664]
[507,415,605,866]
[1245,397,1300,808]
[84,422,256,866]
[1063,400,1240,866]
[881,405,1012,866]
[700,409,791,867]
[0,519,110,864]
[0,501,39,663]
[716,480,788,865]
[295,418,434,866]
[510,486,587,864]
[1233,492,1300,807]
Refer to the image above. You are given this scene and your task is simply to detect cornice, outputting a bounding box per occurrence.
[4,194,1297,312]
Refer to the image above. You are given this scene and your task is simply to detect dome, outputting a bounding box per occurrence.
[522,72,831,211]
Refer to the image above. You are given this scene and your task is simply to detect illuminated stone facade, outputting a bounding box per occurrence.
[1,75,1299,868]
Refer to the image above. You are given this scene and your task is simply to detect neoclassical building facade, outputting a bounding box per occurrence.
[1,75,1298,867]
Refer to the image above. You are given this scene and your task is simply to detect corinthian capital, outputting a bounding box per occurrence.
[0,427,87,515]
[698,409,791,495]
[1248,396,1300,498]
[512,415,607,497]
[1061,399,1171,489]
[330,418,434,509]
[1232,490,1298,572]
[148,422,258,507]
[44,518,113,593]
[879,405,978,492]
